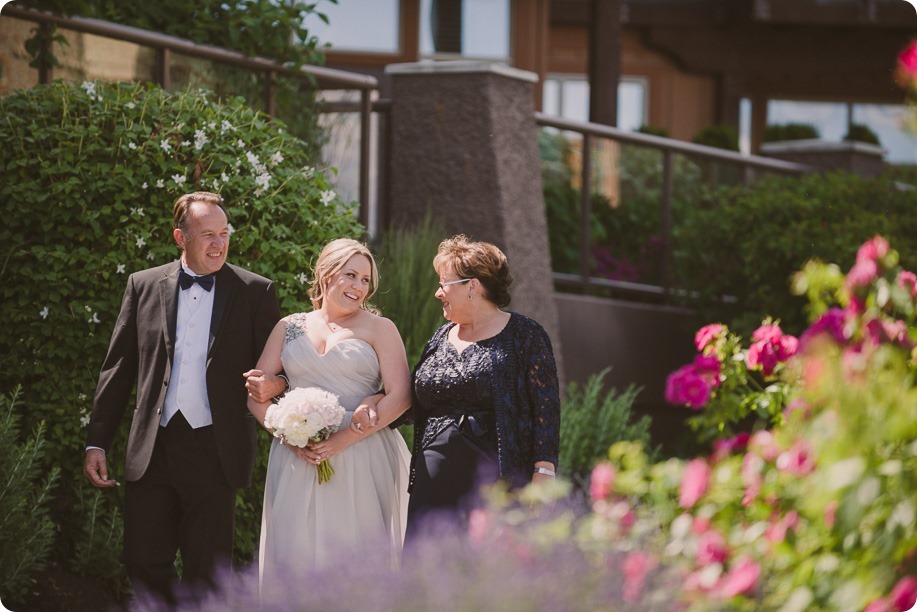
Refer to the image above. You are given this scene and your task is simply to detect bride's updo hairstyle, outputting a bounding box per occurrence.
[434,234,513,308]
[308,238,380,311]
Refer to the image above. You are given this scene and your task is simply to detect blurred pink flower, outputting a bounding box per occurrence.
[695,323,724,351]
[691,516,712,534]
[665,365,711,409]
[776,440,816,476]
[777,335,799,360]
[846,259,879,290]
[749,430,782,462]
[696,530,729,566]
[589,462,615,502]
[622,551,658,602]
[747,340,779,376]
[824,500,838,528]
[857,235,890,264]
[468,508,491,546]
[741,452,764,506]
[864,598,890,612]
[765,510,799,544]
[891,576,917,611]
[783,398,811,420]
[715,557,761,599]
[680,459,711,508]
[713,432,751,460]
[802,308,848,347]
[896,270,917,299]
[752,324,783,344]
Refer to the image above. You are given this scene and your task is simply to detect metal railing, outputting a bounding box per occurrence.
[535,113,813,301]
[4,5,379,227]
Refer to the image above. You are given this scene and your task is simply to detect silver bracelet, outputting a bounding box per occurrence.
[533,467,555,477]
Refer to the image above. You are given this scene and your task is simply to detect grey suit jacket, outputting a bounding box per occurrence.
[87,260,280,487]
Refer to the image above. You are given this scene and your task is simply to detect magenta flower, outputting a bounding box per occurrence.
[694,323,725,351]
[713,432,751,459]
[679,459,711,508]
[801,308,848,347]
[715,557,761,599]
[746,339,779,376]
[899,41,917,76]
[891,576,917,611]
[693,354,722,387]
[777,334,799,360]
[696,530,729,566]
[776,440,816,476]
[589,461,615,502]
[665,365,711,409]
[751,324,783,344]
[749,430,782,462]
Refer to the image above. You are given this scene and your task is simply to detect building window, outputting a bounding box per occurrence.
[306,0,401,54]
[419,0,511,61]
[542,75,648,130]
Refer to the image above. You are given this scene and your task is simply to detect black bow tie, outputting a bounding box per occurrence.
[179,269,215,291]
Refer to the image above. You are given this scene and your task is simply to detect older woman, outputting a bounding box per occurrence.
[403,234,561,540]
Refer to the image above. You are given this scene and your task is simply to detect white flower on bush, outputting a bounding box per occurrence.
[131,207,145,217]
[320,190,336,206]
[221,172,230,183]
[227,223,236,236]
[255,172,272,194]
[263,387,344,448]
[172,174,187,186]
[297,272,309,284]
[303,165,315,178]
[39,306,49,319]
[221,120,235,134]
[126,102,135,110]
[270,151,284,165]
[156,179,165,188]
[81,81,97,97]
[87,312,101,324]
[116,264,126,274]
[147,252,155,261]
[194,129,209,151]
[237,139,245,148]
[142,182,148,189]
[128,142,137,150]
[160,140,172,152]
[136,237,146,249]
[79,409,91,428]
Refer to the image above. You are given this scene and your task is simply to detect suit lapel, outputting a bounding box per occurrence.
[160,262,181,360]
[209,265,237,357]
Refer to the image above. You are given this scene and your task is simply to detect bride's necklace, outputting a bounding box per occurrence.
[320,310,356,333]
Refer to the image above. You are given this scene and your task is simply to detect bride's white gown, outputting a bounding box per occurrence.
[259,313,410,585]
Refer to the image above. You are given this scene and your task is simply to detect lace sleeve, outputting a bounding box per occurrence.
[521,320,561,467]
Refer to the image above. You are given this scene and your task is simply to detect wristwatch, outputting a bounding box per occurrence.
[533,466,556,477]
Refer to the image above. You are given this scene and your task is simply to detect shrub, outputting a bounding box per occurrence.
[844,123,882,146]
[763,122,821,142]
[0,80,362,575]
[674,172,917,336]
[558,370,651,484]
[637,124,669,138]
[691,124,739,152]
[0,388,60,603]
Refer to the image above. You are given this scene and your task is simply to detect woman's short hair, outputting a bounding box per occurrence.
[308,238,380,311]
[434,234,513,308]
[172,191,227,231]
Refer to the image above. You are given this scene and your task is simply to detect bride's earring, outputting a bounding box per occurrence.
[467,292,473,301]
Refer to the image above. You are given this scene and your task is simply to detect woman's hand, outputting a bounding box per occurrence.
[307,429,359,463]
[350,396,380,434]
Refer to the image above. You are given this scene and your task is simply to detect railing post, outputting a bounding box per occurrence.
[579,133,593,292]
[660,149,674,300]
[358,88,371,230]
[157,48,171,89]
[37,22,53,84]
[264,70,276,115]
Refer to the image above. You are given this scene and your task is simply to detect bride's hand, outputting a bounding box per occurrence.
[289,444,323,465]
[308,430,355,462]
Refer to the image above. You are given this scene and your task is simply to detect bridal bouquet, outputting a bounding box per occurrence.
[264,386,345,484]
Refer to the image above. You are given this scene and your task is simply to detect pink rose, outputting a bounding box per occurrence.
[713,432,751,460]
[695,323,725,351]
[864,599,890,612]
[765,510,799,544]
[665,365,711,409]
[801,308,848,347]
[751,324,783,344]
[679,459,711,508]
[747,340,779,376]
[776,440,815,476]
[715,557,761,599]
[891,576,917,611]
[696,530,729,566]
[897,270,917,299]
[589,462,615,502]
[777,334,798,360]
[846,259,878,290]
[857,235,890,264]
[692,516,711,534]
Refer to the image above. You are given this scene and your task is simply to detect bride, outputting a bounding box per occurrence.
[246,238,411,590]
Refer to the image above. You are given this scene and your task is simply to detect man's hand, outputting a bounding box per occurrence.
[243,369,287,403]
[350,397,379,434]
[83,448,119,488]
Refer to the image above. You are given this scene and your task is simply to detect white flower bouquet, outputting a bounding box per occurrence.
[264,386,345,484]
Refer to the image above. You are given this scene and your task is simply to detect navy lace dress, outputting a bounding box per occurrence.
[404,312,561,540]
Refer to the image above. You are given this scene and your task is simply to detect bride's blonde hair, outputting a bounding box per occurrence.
[307,238,380,313]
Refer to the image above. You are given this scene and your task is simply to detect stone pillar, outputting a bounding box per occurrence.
[761,139,885,178]
[385,60,563,369]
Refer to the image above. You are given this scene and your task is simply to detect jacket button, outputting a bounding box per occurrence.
[163,381,168,386]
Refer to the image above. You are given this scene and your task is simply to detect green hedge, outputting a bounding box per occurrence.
[0,80,363,588]
[674,172,917,335]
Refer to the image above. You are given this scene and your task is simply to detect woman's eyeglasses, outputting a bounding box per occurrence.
[438,278,471,291]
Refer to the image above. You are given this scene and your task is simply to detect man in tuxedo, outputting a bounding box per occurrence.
[83,191,281,604]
